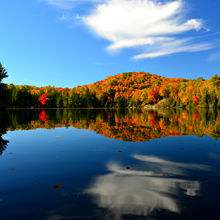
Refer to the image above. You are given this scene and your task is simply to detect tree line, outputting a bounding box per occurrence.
[1,63,220,109]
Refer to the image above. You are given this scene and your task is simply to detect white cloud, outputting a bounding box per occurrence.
[82,0,213,58]
[45,0,216,59]
[45,0,103,10]
[133,38,214,59]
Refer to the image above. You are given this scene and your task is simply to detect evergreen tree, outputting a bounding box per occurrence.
[0,62,8,108]
[0,62,8,83]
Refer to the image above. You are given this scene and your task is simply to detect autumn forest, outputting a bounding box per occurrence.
[1,62,220,109]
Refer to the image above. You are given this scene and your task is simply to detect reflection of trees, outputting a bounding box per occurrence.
[0,135,8,155]
[39,110,48,122]
[0,111,9,155]
[85,155,209,219]
[5,109,220,142]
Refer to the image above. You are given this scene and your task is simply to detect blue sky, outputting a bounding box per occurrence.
[0,0,220,88]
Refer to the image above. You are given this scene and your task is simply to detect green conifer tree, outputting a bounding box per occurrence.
[0,62,8,108]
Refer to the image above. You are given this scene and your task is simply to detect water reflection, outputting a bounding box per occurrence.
[0,134,8,155]
[0,108,219,154]
[85,155,209,219]
[0,110,9,155]
[39,110,48,122]
[0,109,219,219]
[133,154,210,175]
[5,109,220,139]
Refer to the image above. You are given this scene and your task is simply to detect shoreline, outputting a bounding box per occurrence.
[4,106,217,110]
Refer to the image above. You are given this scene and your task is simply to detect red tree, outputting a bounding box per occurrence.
[151,87,157,103]
[193,96,199,105]
[39,93,48,107]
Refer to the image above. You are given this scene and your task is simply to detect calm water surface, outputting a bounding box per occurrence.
[0,109,220,220]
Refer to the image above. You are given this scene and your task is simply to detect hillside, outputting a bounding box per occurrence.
[5,72,220,108]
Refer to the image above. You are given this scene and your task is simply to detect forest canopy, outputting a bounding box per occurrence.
[2,71,220,109]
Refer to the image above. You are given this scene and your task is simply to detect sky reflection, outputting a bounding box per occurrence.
[86,154,209,219]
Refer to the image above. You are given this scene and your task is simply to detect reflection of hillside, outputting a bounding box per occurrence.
[5,109,220,142]
[85,155,209,219]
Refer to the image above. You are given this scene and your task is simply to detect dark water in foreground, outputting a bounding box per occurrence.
[0,109,220,220]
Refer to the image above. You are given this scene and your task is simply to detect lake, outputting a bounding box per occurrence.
[0,109,220,220]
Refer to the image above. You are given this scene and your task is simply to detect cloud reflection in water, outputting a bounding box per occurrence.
[86,154,209,218]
